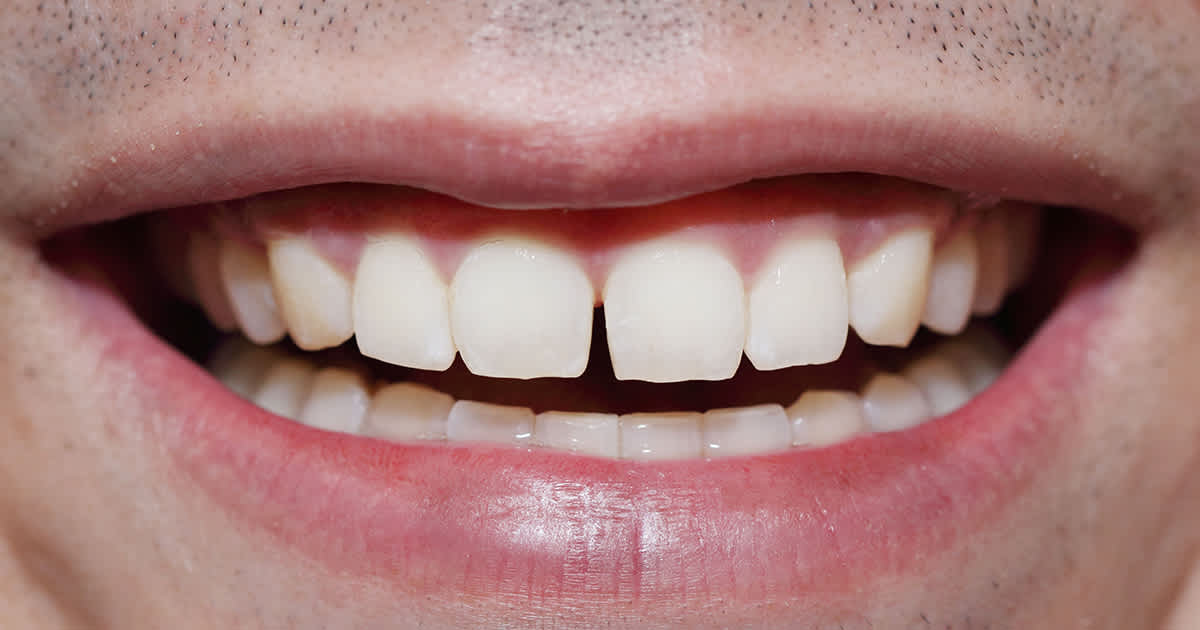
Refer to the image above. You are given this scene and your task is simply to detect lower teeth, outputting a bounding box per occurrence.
[207,327,1009,461]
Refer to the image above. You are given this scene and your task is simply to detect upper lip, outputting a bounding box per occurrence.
[8,100,1154,239]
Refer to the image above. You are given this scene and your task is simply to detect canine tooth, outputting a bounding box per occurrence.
[354,236,456,370]
[903,356,971,415]
[701,404,791,458]
[297,368,370,434]
[921,230,978,335]
[604,241,745,382]
[189,233,238,332]
[363,382,454,441]
[450,239,593,378]
[267,237,353,350]
[618,412,704,460]
[745,237,848,370]
[847,228,933,346]
[534,411,620,457]
[252,358,318,420]
[208,340,279,398]
[861,373,933,433]
[446,400,535,445]
[972,214,1010,315]
[787,390,866,447]
[219,239,286,344]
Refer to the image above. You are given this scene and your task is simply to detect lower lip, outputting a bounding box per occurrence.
[49,230,1119,605]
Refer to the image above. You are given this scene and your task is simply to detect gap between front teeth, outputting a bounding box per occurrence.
[195,204,1038,383]
[207,328,1010,461]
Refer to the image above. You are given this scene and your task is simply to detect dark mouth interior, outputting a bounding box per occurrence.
[40,184,1137,415]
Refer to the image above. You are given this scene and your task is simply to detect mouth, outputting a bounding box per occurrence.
[33,118,1139,620]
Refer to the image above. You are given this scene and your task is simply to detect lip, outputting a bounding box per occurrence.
[40,212,1130,618]
[11,101,1152,240]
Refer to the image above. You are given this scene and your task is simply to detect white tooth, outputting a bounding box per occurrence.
[701,404,791,458]
[297,368,370,434]
[266,237,353,350]
[208,340,279,398]
[618,412,703,460]
[450,239,593,378]
[189,233,239,332]
[353,236,456,371]
[744,237,848,370]
[921,230,979,335]
[534,411,620,457]
[847,228,933,346]
[903,356,971,416]
[1005,208,1041,291]
[252,358,318,419]
[861,373,933,433]
[363,382,454,441]
[787,390,866,447]
[604,241,745,382]
[446,400,535,445]
[218,239,286,344]
[971,214,1010,315]
[940,331,1009,394]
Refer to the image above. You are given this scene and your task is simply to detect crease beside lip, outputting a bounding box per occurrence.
[15,101,1151,239]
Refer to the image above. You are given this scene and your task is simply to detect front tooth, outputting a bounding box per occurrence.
[744,237,848,370]
[787,390,866,447]
[252,358,318,419]
[847,228,934,346]
[446,400,535,445]
[297,368,370,434]
[534,411,620,457]
[921,230,979,335]
[363,382,454,441]
[860,373,933,433]
[219,239,286,344]
[701,404,791,458]
[353,236,456,371]
[450,239,593,378]
[266,237,353,350]
[618,412,703,460]
[604,240,745,382]
[903,356,971,416]
[189,233,238,332]
[972,213,1010,315]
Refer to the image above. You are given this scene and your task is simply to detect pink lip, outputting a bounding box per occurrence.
[45,221,1125,609]
[35,102,1147,238]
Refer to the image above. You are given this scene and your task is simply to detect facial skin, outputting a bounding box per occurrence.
[1,0,1199,628]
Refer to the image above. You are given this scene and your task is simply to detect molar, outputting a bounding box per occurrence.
[847,228,934,347]
[972,213,1011,315]
[450,239,593,379]
[604,240,746,382]
[267,237,354,350]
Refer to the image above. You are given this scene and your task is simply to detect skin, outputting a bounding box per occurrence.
[1,0,1199,627]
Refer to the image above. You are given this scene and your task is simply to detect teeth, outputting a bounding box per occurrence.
[787,390,866,447]
[450,239,593,378]
[251,358,318,419]
[604,240,746,382]
[534,411,620,457]
[353,236,456,370]
[701,404,791,458]
[618,412,704,460]
[1005,208,1041,290]
[860,373,933,433]
[847,228,934,347]
[218,239,287,344]
[921,230,979,335]
[189,233,239,332]
[744,237,849,370]
[267,237,353,350]
[941,331,1009,394]
[363,382,454,441]
[208,340,279,398]
[297,368,370,434]
[902,355,971,416]
[971,213,1011,315]
[446,400,535,445]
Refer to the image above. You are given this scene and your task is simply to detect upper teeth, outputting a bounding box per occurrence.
[198,206,1035,382]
